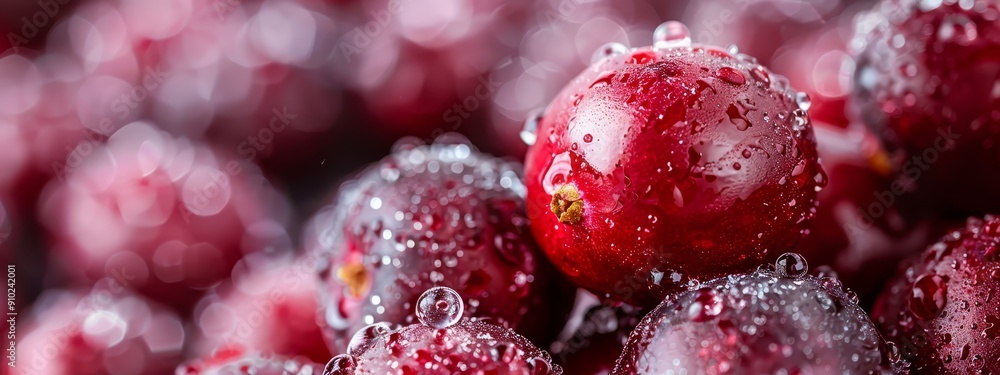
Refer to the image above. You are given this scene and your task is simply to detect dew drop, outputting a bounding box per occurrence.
[416,286,465,329]
[520,110,543,146]
[583,134,593,143]
[726,103,751,131]
[591,42,629,64]
[886,341,901,363]
[628,50,657,65]
[909,274,948,320]
[485,343,513,364]
[971,354,985,369]
[791,160,807,176]
[791,109,808,131]
[590,71,617,88]
[672,185,685,208]
[324,354,356,375]
[775,253,808,278]
[717,67,746,85]
[820,276,843,291]
[528,357,553,375]
[812,289,836,312]
[653,21,691,49]
[347,322,390,356]
[750,66,770,85]
[688,287,724,322]
[795,92,812,111]
[984,315,1000,339]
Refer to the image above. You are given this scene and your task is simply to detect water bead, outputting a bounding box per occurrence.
[416,286,465,329]
[520,110,543,146]
[775,253,809,278]
[591,42,629,64]
[347,322,391,356]
[653,21,692,49]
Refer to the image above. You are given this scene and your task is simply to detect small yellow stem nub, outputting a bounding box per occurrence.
[337,263,370,298]
[551,184,584,225]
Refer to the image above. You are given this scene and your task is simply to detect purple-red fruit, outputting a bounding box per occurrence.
[524,26,824,307]
[872,215,1000,373]
[308,138,571,353]
[614,253,900,374]
[39,121,292,312]
[851,0,1000,215]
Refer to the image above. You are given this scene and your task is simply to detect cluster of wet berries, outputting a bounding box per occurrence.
[11,0,1000,374]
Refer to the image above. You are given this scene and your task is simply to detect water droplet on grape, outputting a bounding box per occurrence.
[347,322,391,356]
[795,92,812,111]
[886,341,901,363]
[521,110,543,146]
[653,21,691,49]
[528,357,553,374]
[490,343,517,363]
[688,287,724,322]
[591,42,629,64]
[812,289,837,312]
[324,354,356,375]
[909,274,948,320]
[775,253,808,278]
[717,67,746,85]
[750,66,770,85]
[416,286,465,329]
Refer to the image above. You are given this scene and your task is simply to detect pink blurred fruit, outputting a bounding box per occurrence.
[191,254,330,364]
[40,121,292,312]
[851,0,1000,215]
[872,215,1000,373]
[15,280,186,375]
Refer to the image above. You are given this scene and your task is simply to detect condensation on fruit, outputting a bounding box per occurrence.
[614,263,903,374]
[523,20,826,306]
[415,286,465,329]
[307,136,571,353]
[323,286,562,375]
[873,215,1000,373]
